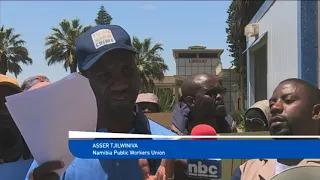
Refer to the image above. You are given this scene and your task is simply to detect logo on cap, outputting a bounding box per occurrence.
[91,29,116,49]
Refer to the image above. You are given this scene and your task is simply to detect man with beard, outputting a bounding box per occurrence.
[0,74,32,164]
[26,25,175,180]
[231,78,320,180]
[171,73,232,135]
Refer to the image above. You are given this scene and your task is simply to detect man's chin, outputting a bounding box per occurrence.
[270,129,292,137]
[216,105,227,117]
[107,104,135,116]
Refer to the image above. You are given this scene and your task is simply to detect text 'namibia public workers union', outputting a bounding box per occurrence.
[92,143,166,156]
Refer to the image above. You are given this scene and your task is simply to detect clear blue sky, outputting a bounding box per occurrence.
[0,1,232,83]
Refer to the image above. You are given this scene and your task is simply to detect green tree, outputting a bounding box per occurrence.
[153,88,175,112]
[0,26,32,77]
[95,5,113,25]
[132,36,169,92]
[45,19,92,73]
[226,0,265,109]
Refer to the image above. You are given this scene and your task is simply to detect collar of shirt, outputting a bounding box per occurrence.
[0,155,24,164]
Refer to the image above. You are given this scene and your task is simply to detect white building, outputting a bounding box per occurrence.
[173,46,224,76]
[244,0,319,107]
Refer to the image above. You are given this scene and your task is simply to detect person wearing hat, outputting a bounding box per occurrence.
[0,74,32,164]
[231,78,320,180]
[244,100,270,132]
[136,93,161,113]
[21,75,51,91]
[26,25,176,180]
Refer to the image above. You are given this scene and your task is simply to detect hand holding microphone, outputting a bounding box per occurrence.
[157,124,221,180]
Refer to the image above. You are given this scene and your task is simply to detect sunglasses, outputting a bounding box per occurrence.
[245,117,267,127]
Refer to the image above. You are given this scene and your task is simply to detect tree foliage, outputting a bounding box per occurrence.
[132,36,169,93]
[45,19,92,73]
[226,0,265,72]
[95,5,113,25]
[153,88,175,112]
[0,25,32,77]
[226,0,265,101]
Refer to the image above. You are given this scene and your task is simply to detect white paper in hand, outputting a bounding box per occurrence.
[5,73,97,177]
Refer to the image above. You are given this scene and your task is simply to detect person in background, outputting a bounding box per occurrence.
[0,75,32,164]
[171,73,232,135]
[136,93,161,113]
[244,100,269,132]
[169,73,232,180]
[26,25,175,180]
[21,75,51,91]
[231,78,320,180]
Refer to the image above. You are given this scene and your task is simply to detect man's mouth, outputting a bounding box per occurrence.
[109,94,131,105]
[269,117,291,135]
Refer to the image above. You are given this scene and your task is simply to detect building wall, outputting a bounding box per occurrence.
[218,69,239,113]
[318,1,320,89]
[176,58,220,76]
[247,1,299,106]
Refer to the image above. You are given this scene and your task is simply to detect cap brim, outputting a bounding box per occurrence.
[136,101,161,112]
[82,45,137,71]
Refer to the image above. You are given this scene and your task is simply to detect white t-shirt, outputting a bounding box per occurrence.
[275,161,294,175]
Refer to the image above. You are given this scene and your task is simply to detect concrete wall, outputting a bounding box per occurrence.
[218,69,239,113]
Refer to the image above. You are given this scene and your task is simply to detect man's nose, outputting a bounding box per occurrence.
[270,100,284,115]
[109,80,129,91]
[216,93,223,101]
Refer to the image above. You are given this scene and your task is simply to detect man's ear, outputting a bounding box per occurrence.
[312,104,320,121]
[185,96,195,108]
[313,104,320,135]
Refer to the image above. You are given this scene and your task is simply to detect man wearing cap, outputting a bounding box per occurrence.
[245,100,269,132]
[26,25,176,180]
[136,93,161,113]
[0,75,32,164]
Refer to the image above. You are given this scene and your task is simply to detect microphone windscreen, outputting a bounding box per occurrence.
[190,124,217,140]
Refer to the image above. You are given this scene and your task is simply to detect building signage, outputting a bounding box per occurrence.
[189,60,207,63]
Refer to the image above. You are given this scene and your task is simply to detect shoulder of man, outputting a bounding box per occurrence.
[0,160,33,180]
[238,159,272,180]
[239,159,268,171]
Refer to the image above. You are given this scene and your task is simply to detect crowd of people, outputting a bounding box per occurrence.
[0,24,319,180]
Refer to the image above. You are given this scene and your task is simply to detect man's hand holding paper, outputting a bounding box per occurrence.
[5,73,98,179]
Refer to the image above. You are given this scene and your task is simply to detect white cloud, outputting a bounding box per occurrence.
[141,4,156,11]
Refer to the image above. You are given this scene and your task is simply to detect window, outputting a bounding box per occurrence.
[198,53,218,58]
[178,53,197,58]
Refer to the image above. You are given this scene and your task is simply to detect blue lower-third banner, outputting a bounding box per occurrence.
[69,140,320,159]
